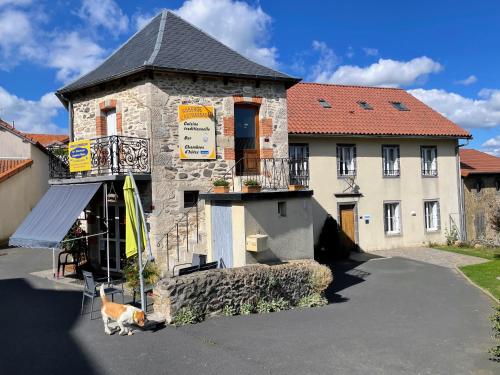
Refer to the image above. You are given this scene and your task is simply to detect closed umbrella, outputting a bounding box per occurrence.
[123,174,147,310]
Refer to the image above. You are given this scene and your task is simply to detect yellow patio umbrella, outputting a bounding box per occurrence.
[123,175,146,258]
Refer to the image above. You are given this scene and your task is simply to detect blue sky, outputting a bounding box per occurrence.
[0,0,499,154]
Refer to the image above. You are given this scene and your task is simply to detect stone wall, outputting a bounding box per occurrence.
[153,259,332,323]
[463,174,500,243]
[149,73,289,267]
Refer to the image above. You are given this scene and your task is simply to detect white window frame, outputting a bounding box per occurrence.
[337,144,356,177]
[424,200,440,232]
[421,146,438,176]
[382,145,400,177]
[384,202,401,235]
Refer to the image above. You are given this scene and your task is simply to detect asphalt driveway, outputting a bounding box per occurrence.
[0,247,497,375]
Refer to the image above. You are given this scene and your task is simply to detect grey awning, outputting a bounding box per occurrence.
[9,183,101,248]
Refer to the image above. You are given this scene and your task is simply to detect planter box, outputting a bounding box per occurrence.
[288,184,304,191]
[242,185,261,193]
[213,186,230,193]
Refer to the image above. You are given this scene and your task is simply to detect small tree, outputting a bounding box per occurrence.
[316,215,349,262]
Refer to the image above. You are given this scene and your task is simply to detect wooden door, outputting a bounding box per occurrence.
[339,205,356,249]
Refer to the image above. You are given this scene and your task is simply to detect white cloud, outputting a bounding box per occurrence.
[455,75,477,86]
[314,56,443,87]
[481,136,500,156]
[174,0,278,68]
[0,86,64,133]
[0,9,39,67]
[78,0,129,37]
[133,10,156,31]
[47,31,106,83]
[310,40,339,83]
[363,47,379,56]
[409,88,500,129]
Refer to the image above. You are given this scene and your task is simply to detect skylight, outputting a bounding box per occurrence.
[318,99,332,108]
[391,101,409,111]
[358,101,373,110]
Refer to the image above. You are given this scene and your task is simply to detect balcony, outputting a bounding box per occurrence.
[228,157,310,190]
[49,135,150,180]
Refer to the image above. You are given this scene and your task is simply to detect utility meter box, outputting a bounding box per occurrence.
[246,234,269,252]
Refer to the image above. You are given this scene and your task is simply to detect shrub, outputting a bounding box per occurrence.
[316,215,348,262]
[123,257,160,290]
[309,264,333,293]
[243,179,260,187]
[173,307,202,326]
[489,305,500,360]
[489,202,500,234]
[256,300,273,314]
[445,226,459,246]
[239,303,254,315]
[221,305,236,316]
[213,179,229,187]
[298,293,328,308]
[270,298,289,312]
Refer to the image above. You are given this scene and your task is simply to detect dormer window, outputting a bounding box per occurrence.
[391,101,409,111]
[318,99,332,108]
[358,101,373,110]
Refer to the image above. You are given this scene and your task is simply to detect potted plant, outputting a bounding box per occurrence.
[288,183,304,191]
[243,179,261,193]
[123,255,160,294]
[213,179,230,193]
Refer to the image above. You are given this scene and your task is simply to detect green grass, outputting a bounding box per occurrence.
[432,245,500,300]
[433,245,499,260]
[460,260,500,300]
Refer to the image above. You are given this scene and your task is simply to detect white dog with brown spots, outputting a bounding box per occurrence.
[100,284,146,335]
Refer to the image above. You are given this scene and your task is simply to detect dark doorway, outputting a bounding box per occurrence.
[235,104,259,175]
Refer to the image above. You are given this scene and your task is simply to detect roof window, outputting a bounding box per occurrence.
[318,99,332,108]
[391,101,409,111]
[357,101,373,110]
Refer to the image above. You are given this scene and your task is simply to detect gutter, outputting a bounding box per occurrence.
[456,138,470,241]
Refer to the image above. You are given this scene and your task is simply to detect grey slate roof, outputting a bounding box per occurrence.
[58,10,299,95]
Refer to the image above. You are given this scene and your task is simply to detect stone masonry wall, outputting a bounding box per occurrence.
[149,73,289,268]
[153,259,332,323]
[463,175,500,244]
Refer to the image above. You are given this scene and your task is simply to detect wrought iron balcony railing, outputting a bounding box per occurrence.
[49,135,150,179]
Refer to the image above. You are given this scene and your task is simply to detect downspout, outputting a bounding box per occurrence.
[68,99,74,142]
[456,138,470,241]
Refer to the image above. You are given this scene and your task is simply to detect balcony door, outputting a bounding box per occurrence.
[106,109,119,171]
[235,105,259,175]
[289,143,309,186]
[99,203,126,272]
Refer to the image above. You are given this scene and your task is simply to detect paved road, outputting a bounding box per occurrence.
[0,247,497,375]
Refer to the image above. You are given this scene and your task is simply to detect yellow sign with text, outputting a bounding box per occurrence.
[178,105,216,160]
[68,140,92,172]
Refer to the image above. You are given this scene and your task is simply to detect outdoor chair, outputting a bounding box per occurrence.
[178,265,200,276]
[199,261,218,271]
[172,253,207,276]
[80,270,124,320]
[57,250,79,278]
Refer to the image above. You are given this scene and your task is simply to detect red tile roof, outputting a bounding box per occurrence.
[0,159,33,183]
[24,133,69,146]
[287,83,471,138]
[459,149,500,177]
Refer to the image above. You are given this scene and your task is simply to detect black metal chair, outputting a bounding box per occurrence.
[57,250,79,278]
[178,265,200,276]
[199,261,218,271]
[172,253,206,275]
[80,270,124,320]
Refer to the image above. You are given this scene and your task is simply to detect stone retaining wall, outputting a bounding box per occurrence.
[153,259,332,323]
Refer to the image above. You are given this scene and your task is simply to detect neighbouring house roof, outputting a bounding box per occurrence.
[460,148,500,177]
[0,159,33,183]
[0,119,50,154]
[287,83,471,138]
[23,133,69,147]
[57,10,299,98]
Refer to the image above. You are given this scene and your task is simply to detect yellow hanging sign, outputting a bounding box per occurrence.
[68,140,92,172]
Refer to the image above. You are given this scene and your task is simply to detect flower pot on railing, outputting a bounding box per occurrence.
[213,179,230,193]
[243,179,261,193]
[288,184,304,191]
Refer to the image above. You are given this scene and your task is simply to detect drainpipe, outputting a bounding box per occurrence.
[456,138,470,241]
[68,99,74,142]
